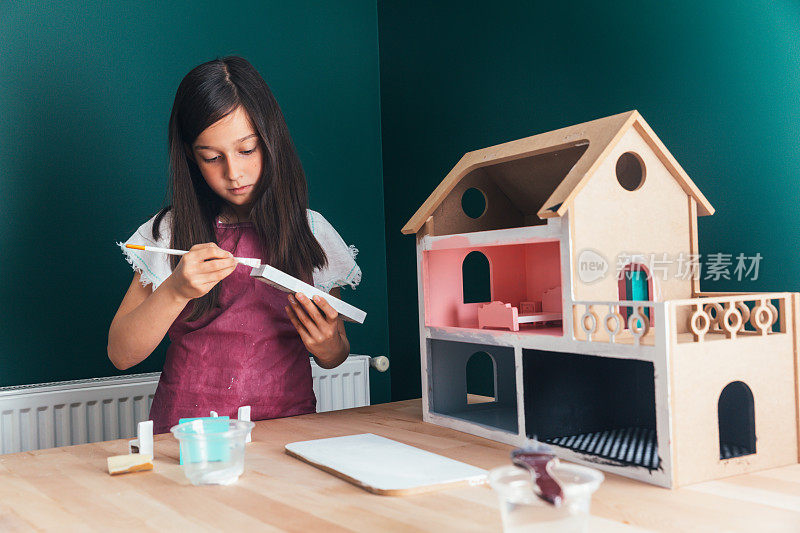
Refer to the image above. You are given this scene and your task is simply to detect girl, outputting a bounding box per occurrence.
[108,56,361,434]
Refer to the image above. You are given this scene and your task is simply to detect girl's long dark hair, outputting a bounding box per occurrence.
[152,56,326,321]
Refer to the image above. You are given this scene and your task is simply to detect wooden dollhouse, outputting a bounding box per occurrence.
[402,110,800,488]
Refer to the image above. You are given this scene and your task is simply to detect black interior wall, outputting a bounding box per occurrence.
[522,349,656,441]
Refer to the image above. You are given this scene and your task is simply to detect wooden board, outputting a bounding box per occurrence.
[250,263,366,323]
[284,433,487,496]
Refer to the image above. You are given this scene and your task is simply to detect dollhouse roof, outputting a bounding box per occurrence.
[402,110,714,235]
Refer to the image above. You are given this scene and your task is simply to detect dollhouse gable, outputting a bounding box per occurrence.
[538,110,713,219]
[402,110,714,238]
[568,118,713,304]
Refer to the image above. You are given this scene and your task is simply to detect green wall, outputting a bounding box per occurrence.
[3,1,798,406]
[0,1,390,403]
[377,1,800,400]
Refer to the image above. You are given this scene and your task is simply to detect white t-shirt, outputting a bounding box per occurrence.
[117,209,362,293]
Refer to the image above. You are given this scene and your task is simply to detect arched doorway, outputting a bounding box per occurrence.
[718,381,756,459]
[462,251,491,304]
[618,262,652,326]
[466,351,496,404]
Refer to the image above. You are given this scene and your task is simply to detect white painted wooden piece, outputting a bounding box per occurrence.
[250,264,366,323]
[127,420,153,456]
[238,405,251,443]
[285,433,487,495]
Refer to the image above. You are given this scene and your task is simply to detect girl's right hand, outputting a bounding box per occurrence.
[163,243,238,301]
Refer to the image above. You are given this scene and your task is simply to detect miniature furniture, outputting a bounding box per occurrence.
[402,110,800,488]
[478,296,561,332]
[477,301,521,331]
[519,301,541,315]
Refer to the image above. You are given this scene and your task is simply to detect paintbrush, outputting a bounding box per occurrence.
[511,440,564,506]
[124,244,262,268]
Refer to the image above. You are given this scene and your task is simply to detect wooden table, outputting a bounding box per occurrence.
[1,399,799,531]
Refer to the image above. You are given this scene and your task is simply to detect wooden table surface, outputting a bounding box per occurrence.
[1,399,799,532]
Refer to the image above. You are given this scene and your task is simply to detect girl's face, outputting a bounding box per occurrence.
[191,106,263,218]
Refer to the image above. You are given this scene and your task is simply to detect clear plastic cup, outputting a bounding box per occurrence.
[489,462,604,532]
[170,419,255,486]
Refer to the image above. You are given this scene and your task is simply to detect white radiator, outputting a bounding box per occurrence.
[0,355,370,455]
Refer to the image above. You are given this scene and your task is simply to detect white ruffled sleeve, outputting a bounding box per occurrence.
[116,211,174,291]
[308,210,362,292]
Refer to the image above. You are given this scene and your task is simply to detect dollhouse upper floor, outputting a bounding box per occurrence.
[421,220,566,336]
[405,111,797,355]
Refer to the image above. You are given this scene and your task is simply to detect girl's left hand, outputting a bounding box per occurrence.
[285,292,349,368]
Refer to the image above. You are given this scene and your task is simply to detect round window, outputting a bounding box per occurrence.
[616,152,645,191]
[461,187,487,218]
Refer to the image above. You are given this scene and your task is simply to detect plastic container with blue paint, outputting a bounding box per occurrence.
[171,418,254,485]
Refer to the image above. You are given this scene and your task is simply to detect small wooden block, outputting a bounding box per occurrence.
[107,453,153,475]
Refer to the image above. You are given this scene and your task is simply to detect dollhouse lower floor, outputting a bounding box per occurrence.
[422,292,800,487]
[427,339,663,472]
[424,333,797,486]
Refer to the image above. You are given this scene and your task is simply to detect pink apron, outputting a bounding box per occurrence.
[148,220,316,434]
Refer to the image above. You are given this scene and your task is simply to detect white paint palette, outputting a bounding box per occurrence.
[284,433,487,495]
[250,264,366,324]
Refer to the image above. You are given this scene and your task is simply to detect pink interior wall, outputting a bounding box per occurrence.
[489,246,527,305]
[424,240,562,328]
[424,248,465,328]
[525,241,563,306]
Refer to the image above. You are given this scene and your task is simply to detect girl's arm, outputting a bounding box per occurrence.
[107,271,191,370]
[108,243,237,370]
[285,287,350,369]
